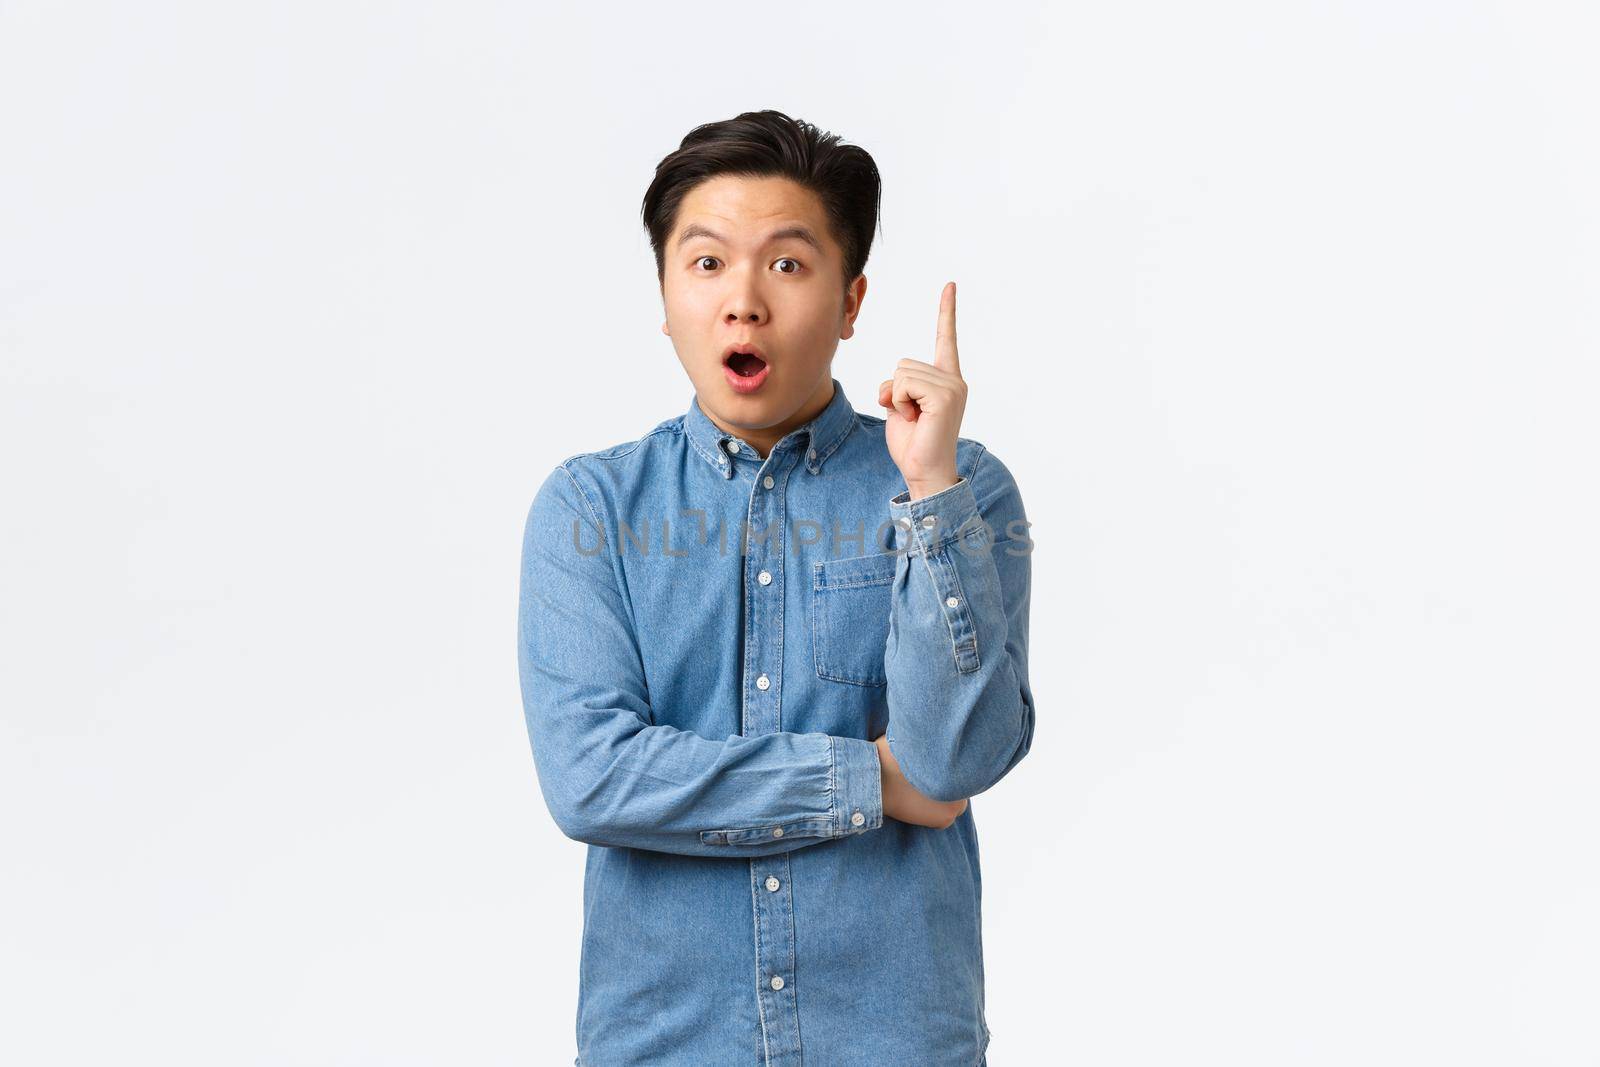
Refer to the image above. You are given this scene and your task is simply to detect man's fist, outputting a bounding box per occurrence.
[878,281,966,500]
[874,733,968,829]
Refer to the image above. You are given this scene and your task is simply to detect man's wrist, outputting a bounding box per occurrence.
[905,472,960,500]
[874,734,898,822]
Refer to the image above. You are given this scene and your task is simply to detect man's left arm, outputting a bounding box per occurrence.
[881,450,1035,803]
[874,281,1036,805]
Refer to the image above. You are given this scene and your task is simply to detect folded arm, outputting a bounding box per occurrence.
[518,463,884,859]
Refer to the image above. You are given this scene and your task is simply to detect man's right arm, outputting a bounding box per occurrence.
[517,463,886,859]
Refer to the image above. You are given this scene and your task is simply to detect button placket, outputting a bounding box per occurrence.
[742,454,786,732]
[743,449,803,1062]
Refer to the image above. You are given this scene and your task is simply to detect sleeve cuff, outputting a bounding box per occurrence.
[888,476,987,557]
[830,736,884,837]
[887,475,985,675]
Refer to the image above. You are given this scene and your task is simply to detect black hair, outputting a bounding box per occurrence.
[641,109,882,295]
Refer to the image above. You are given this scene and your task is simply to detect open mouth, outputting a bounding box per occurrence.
[725,352,768,377]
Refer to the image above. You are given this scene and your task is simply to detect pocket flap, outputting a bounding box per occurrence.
[812,550,898,590]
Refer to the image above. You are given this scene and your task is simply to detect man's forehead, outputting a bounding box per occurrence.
[674,220,826,254]
[671,176,832,249]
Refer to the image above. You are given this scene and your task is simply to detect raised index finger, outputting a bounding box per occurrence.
[934,281,960,375]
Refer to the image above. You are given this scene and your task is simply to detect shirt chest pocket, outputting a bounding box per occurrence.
[811,550,899,687]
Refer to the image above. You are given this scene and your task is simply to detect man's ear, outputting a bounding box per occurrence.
[840,274,868,340]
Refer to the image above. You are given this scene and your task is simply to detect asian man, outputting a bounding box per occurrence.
[517,108,1034,1066]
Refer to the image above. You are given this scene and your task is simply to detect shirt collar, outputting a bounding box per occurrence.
[684,377,858,479]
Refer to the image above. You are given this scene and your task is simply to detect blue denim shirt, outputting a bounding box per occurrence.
[517,377,1034,1066]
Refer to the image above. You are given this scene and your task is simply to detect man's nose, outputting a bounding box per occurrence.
[724,272,767,324]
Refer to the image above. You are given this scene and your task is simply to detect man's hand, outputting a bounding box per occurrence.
[878,281,966,500]
[874,733,968,829]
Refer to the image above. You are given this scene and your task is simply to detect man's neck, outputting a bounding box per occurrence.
[705,377,834,459]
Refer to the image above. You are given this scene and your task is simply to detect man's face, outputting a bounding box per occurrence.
[660,174,867,447]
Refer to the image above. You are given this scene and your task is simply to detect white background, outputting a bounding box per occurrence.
[3,2,1597,1064]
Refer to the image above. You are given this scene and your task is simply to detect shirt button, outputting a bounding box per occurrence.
[757,570,772,586]
[946,596,960,607]
[921,515,936,528]
[756,673,770,691]
[765,876,780,891]
[762,475,775,489]
[807,448,816,459]
[772,827,783,837]
[725,439,740,454]
[850,810,865,827]
[770,976,785,990]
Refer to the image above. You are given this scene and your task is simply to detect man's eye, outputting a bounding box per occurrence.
[773,258,801,275]
[695,256,720,271]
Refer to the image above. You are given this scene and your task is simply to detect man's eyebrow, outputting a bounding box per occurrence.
[674,224,824,253]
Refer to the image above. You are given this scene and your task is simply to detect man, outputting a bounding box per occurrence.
[517,109,1034,1066]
